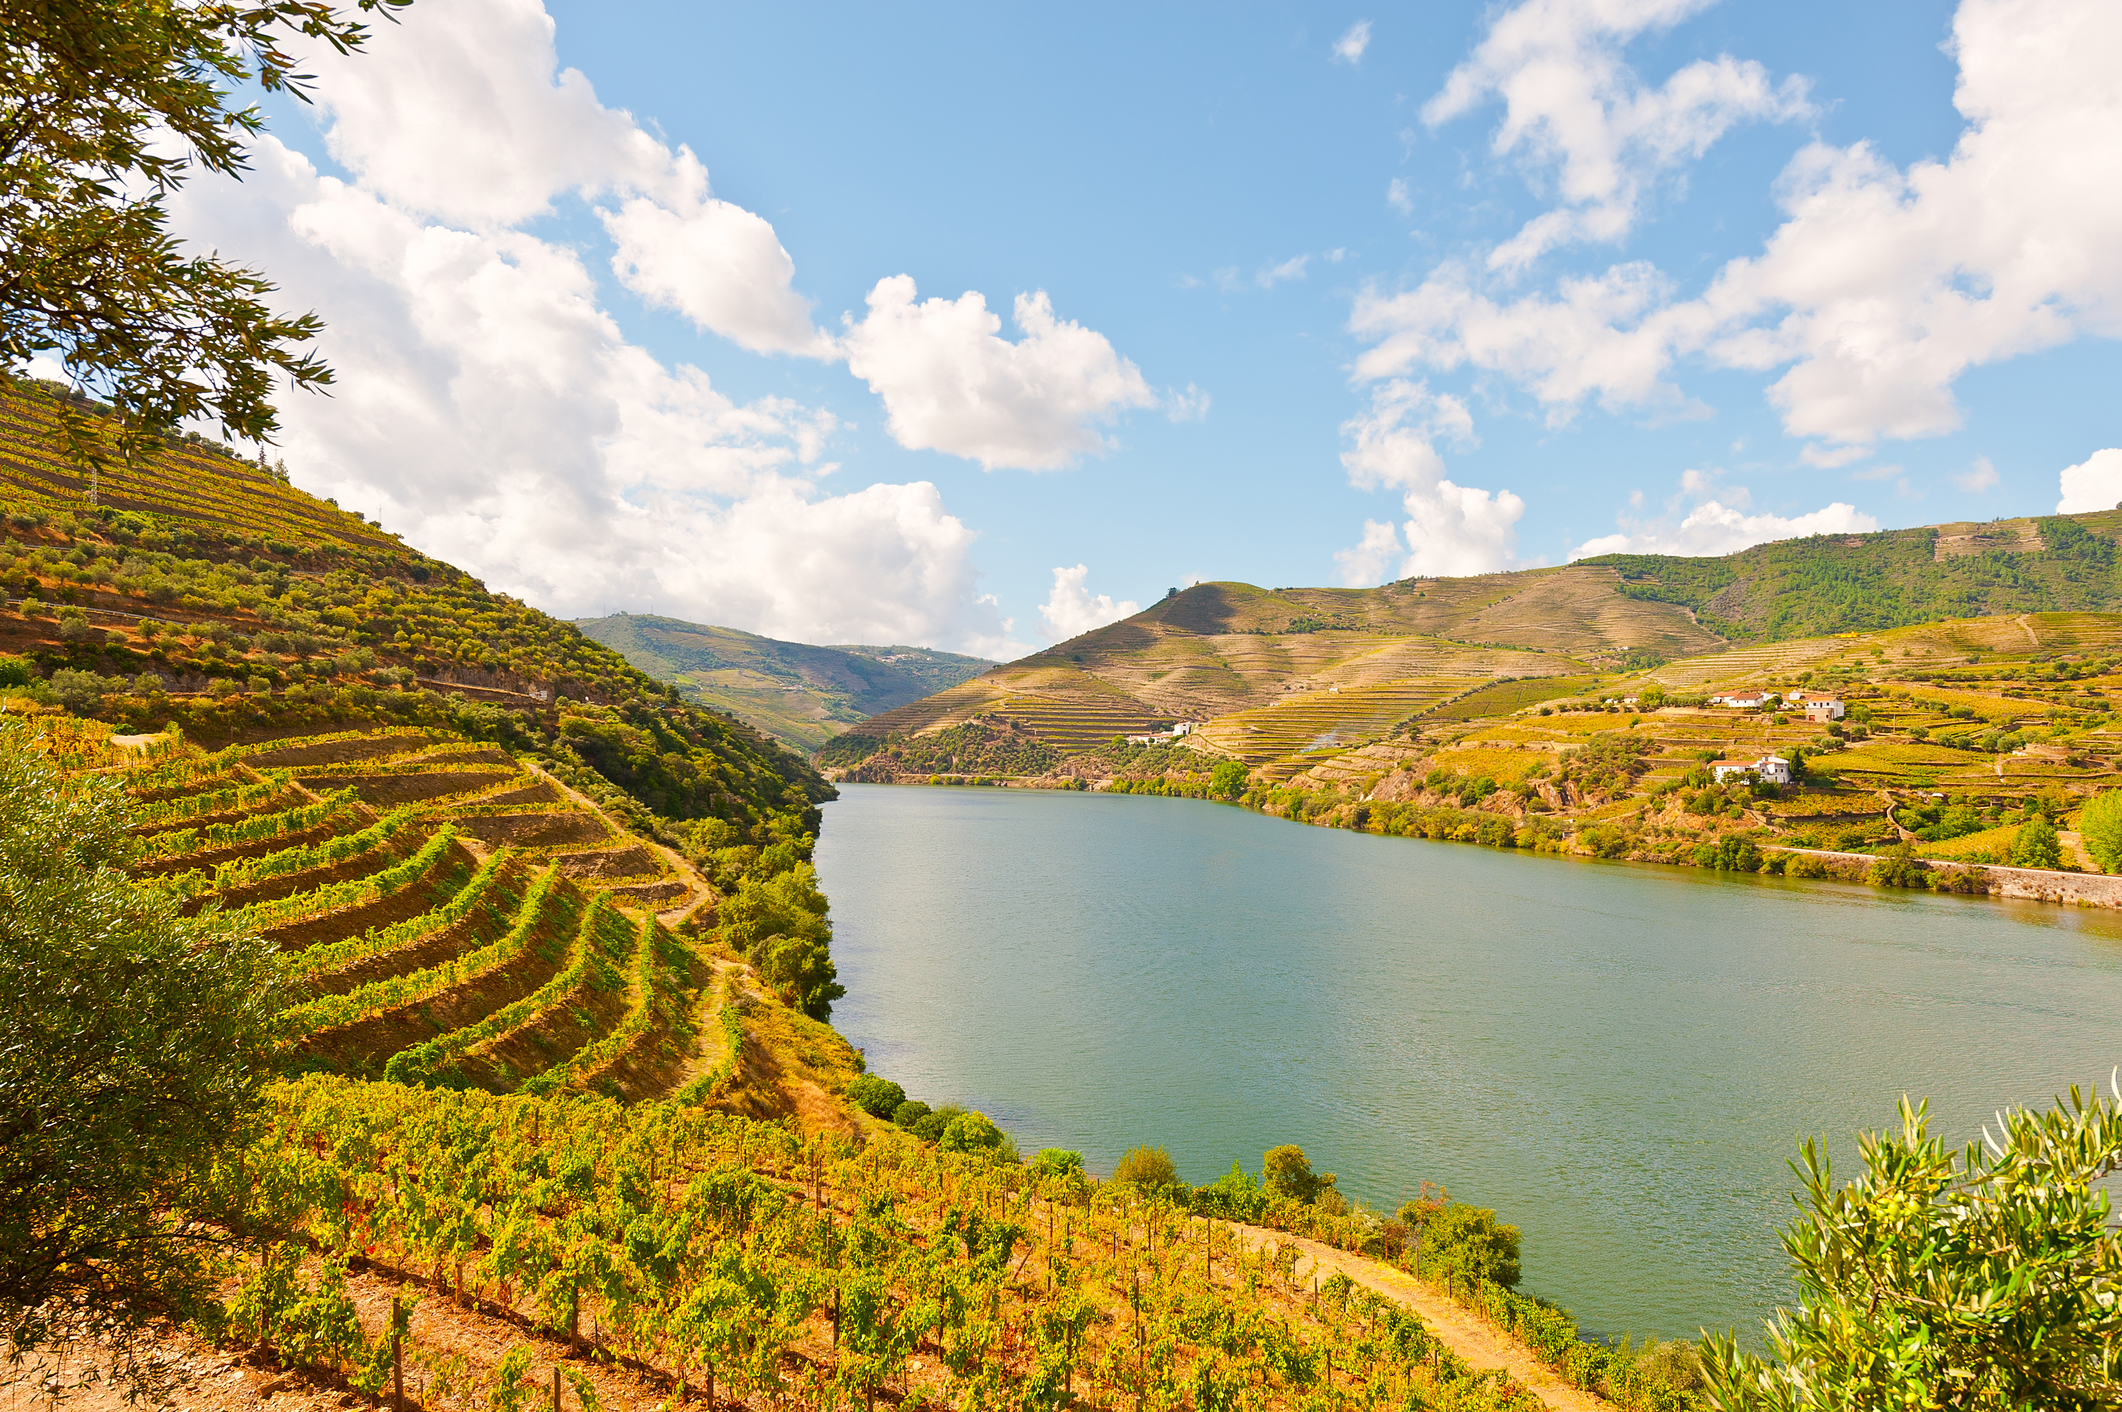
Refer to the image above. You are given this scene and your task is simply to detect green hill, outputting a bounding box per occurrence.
[823,512,2122,783]
[574,611,992,751]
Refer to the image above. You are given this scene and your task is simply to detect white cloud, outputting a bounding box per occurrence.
[167,0,1011,655]
[839,277,1158,471]
[1040,565,1140,642]
[2058,448,2122,512]
[1334,519,1402,587]
[1424,0,1809,271]
[1258,255,1312,288]
[1387,178,1414,216]
[1369,0,2122,459]
[304,0,832,360]
[1952,457,1999,492]
[1333,20,1373,65]
[1341,380,1522,577]
[602,154,836,357]
[1570,483,1878,559]
[1164,383,1213,422]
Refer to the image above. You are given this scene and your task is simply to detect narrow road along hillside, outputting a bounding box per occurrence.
[1224,1222,1617,1412]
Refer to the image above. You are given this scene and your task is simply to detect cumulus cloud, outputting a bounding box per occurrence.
[169,0,1011,654]
[1387,177,1413,216]
[1424,0,1809,271]
[1366,0,2122,458]
[1340,380,1522,577]
[1333,21,1373,64]
[2058,449,2122,512]
[1039,565,1141,642]
[1333,519,1404,586]
[839,277,1158,471]
[1569,473,1878,558]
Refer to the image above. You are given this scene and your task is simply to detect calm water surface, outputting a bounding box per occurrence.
[812,783,2122,1341]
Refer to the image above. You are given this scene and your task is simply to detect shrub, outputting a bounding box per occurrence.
[1029,1149,1084,1179]
[938,1112,1006,1155]
[1210,758,1249,800]
[2079,789,2122,873]
[0,655,31,688]
[891,1099,931,1129]
[912,1104,962,1143]
[2011,814,2062,870]
[1193,1161,1267,1221]
[1423,1202,1522,1290]
[844,1075,906,1120]
[1866,842,1928,888]
[1113,1145,1180,1190]
[1263,1144,1321,1203]
[48,667,108,714]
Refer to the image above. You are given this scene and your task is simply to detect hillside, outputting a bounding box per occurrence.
[574,611,991,751]
[824,512,2122,784]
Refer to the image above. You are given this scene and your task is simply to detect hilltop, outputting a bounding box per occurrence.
[574,611,991,751]
[824,511,2122,784]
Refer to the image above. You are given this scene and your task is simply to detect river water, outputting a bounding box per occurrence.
[812,783,2122,1342]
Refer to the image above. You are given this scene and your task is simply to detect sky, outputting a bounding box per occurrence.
[138,0,2122,658]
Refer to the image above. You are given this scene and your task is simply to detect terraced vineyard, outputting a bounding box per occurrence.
[85,718,729,1100]
[1196,676,1489,776]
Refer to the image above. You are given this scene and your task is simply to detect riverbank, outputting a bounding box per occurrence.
[825,771,2122,908]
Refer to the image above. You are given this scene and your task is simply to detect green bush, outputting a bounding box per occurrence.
[844,1075,906,1120]
[1423,1202,1522,1290]
[1028,1149,1084,1178]
[1263,1144,1321,1203]
[2079,789,2122,873]
[938,1112,1006,1155]
[0,655,30,688]
[1113,1145,1180,1190]
[2011,813,2062,870]
[1210,758,1249,800]
[912,1104,963,1143]
[1866,842,1929,888]
[892,1099,931,1129]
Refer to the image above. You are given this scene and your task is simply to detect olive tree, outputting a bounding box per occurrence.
[1705,1086,2122,1410]
[2,0,409,461]
[0,721,286,1390]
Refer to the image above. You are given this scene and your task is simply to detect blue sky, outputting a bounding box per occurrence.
[161,0,2122,655]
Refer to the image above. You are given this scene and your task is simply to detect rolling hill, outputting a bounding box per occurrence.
[573,611,991,750]
[825,511,2122,783]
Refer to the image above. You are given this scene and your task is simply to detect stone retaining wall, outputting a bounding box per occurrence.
[1777,847,2122,907]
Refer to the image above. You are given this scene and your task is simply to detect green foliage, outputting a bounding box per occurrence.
[1561,732,1651,798]
[1692,835,1763,872]
[1113,1145,1181,1190]
[1193,1161,1268,1222]
[719,861,843,1019]
[1263,1145,1321,1204]
[2079,789,2122,873]
[1028,1148,1085,1179]
[0,2,406,454]
[938,1112,1008,1156]
[1423,1203,1522,1291]
[845,1075,907,1120]
[1590,516,2122,642]
[2011,812,2063,870]
[891,1099,931,1129]
[1705,1087,2122,1411]
[1211,757,1249,800]
[825,717,1062,781]
[1866,842,1929,888]
[0,720,284,1381]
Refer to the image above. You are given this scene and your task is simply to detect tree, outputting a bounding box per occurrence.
[938,1112,1008,1156]
[0,720,286,1389]
[1262,1145,1321,1204]
[2012,811,2064,870]
[1421,1203,1521,1290]
[2,0,410,462]
[1113,1146,1180,1191]
[1211,758,1249,801]
[1705,1086,2122,1410]
[843,1075,905,1120]
[2080,789,2122,873]
[720,862,843,1017]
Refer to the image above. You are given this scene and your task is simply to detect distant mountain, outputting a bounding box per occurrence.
[573,613,994,752]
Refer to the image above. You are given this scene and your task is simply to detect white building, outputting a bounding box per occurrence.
[1710,754,1792,785]
[1709,689,1772,709]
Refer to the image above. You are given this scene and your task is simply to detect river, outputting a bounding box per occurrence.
[811,782,2122,1342]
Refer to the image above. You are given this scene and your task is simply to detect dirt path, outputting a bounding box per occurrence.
[1224,1223,1616,1412]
